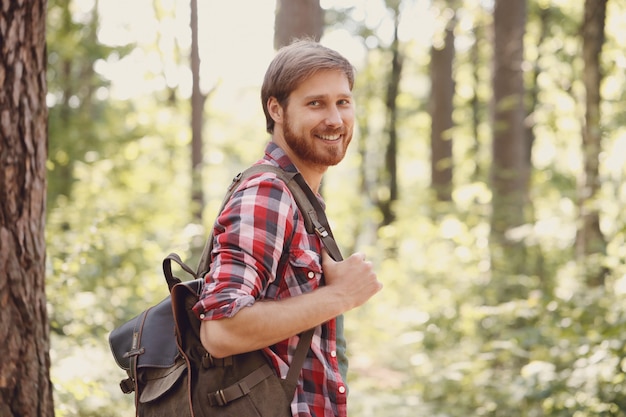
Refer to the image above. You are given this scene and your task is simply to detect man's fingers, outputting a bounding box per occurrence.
[354,252,366,261]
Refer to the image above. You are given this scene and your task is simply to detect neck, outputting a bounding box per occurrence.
[271,138,326,194]
[298,166,324,194]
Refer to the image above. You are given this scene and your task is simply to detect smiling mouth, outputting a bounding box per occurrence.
[316,133,342,141]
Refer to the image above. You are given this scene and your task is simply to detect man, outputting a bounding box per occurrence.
[193,39,383,417]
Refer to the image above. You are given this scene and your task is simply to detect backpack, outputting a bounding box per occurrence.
[108,164,344,417]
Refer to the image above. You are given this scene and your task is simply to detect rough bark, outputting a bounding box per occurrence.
[0,1,54,416]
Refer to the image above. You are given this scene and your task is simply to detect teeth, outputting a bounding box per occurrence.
[319,134,340,141]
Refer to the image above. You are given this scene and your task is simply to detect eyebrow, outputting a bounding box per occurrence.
[303,93,353,102]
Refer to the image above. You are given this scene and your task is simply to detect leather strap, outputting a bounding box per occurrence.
[290,173,343,262]
[206,364,275,406]
[286,329,314,384]
[163,253,198,290]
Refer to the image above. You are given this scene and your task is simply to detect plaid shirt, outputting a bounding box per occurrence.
[193,142,347,417]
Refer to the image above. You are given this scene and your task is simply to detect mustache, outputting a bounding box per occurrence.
[312,127,347,136]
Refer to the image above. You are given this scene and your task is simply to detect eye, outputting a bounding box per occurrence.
[308,100,321,107]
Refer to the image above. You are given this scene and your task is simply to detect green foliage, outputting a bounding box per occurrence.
[46,0,136,208]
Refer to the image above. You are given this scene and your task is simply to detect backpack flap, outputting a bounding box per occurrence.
[108,296,180,372]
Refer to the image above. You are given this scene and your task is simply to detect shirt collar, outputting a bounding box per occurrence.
[261,141,326,208]
[262,141,299,173]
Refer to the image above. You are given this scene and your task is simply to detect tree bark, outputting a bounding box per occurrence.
[274,0,324,48]
[0,1,54,416]
[577,0,608,286]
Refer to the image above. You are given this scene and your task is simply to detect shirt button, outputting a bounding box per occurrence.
[330,350,337,358]
[338,385,346,394]
[307,271,315,279]
[200,314,205,319]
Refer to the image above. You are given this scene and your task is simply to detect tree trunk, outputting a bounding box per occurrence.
[274,0,324,48]
[430,17,456,203]
[469,20,484,182]
[377,8,402,227]
[190,0,205,224]
[577,0,608,286]
[0,1,54,416]
[490,0,529,286]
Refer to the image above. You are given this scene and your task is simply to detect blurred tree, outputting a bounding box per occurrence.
[0,1,54,416]
[190,0,205,225]
[577,0,608,286]
[524,4,549,170]
[465,4,490,183]
[429,6,456,203]
[521,2,550,284]
[490,0,530,288]
[377,1,403,227]
[274,0,324,48]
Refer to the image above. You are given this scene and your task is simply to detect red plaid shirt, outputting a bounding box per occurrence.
[193,142,347,417]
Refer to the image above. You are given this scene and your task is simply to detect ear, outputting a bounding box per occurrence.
[267,97,284,124]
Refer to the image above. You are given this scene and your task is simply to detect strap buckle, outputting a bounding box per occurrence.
[207,389,228,406]
[315,225,329,238]
[218,389,227,406]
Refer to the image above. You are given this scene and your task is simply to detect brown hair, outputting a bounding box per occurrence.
[261,39,355,133]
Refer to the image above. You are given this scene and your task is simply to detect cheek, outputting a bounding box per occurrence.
[341,109,355,125]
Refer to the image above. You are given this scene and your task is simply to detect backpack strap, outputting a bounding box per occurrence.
[195,163,344,388]
[289,173,343,262]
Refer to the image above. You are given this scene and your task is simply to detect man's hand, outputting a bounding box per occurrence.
[321,250,383,311]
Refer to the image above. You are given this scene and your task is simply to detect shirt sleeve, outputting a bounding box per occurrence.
[192,174,296,320]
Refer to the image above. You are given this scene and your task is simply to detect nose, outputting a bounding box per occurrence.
[325,105,343,127]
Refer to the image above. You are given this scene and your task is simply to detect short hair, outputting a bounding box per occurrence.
[261,39,355,133]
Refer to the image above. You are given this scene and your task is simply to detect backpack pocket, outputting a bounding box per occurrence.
[139,357,187,403]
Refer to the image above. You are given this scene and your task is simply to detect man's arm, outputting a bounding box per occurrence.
[200,250,382,358]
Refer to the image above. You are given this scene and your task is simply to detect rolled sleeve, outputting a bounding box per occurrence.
[192,174,296,320]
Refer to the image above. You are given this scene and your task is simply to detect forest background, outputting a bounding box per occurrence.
[3,0,626,416]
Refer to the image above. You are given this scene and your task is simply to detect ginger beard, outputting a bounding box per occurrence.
[282,108,353,167]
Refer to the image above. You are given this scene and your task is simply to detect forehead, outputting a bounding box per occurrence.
[291,69,353,99]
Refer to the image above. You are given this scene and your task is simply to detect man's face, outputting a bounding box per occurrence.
[279,70,355,168]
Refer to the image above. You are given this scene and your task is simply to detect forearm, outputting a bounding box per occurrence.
[201,250,382,358]
[200,285,346,358]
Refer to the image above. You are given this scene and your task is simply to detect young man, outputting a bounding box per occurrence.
[193,40,383,417]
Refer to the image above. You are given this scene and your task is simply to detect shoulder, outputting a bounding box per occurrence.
[234,164,296,203]
[225,168,299,219]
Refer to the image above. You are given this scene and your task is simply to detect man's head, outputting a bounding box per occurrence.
[262,39,355,134]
